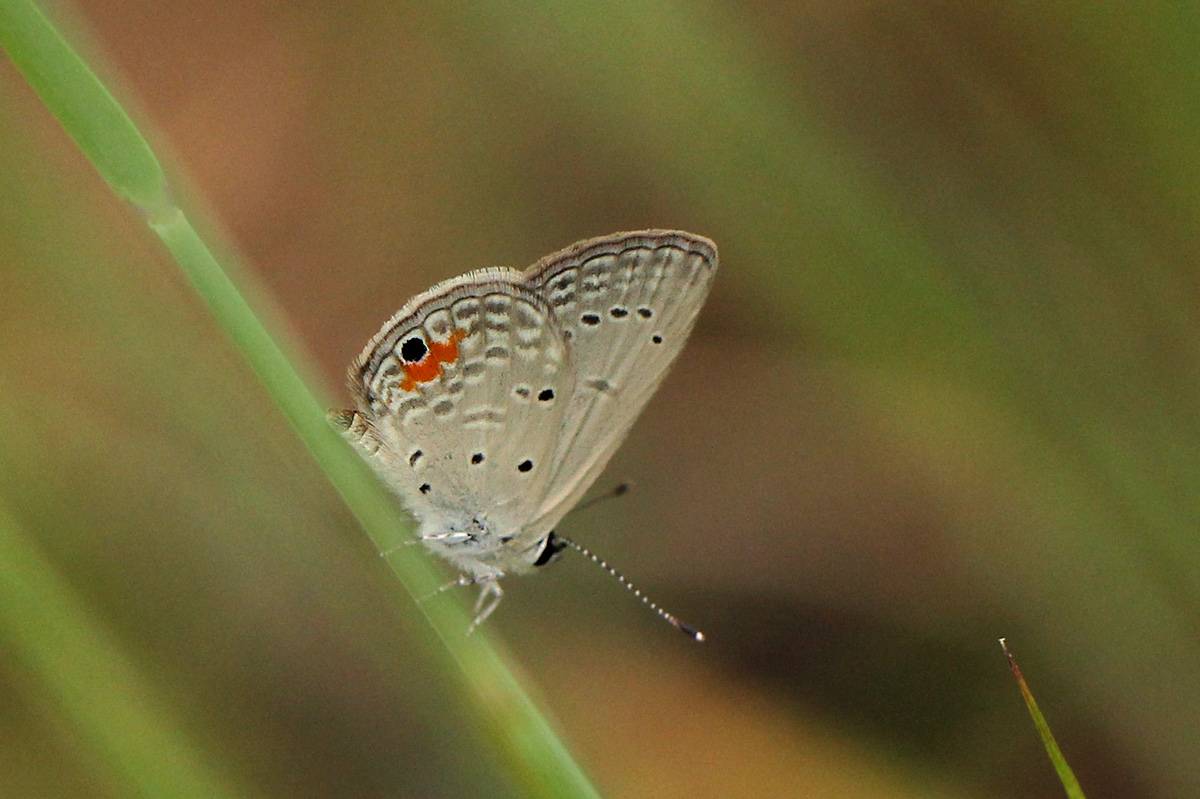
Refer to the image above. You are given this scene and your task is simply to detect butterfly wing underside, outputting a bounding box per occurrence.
[347,269,575,567]
[521,230,718,536]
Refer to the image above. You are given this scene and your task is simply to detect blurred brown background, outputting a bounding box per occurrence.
[3,1,1199,797]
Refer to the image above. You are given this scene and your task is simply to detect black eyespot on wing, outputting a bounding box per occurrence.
[400,336,427,363]
[538,388,554,402]
[651,334,663,344]
[471,452,485,464]
[610,307,629,318]
[581,313,601,326]
[419,483,432,494]
[409,450,423,467]
[514,385,531,399]
[637,307,653,319]
[517,459,533,473]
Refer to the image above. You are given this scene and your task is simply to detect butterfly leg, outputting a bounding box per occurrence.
[466,580,503,635]
[378,539,422,557]
[418,575,471,603]
[380,531,470,558]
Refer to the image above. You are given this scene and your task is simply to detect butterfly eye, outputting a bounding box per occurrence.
[532,532,567,567]
[400,336,428,363]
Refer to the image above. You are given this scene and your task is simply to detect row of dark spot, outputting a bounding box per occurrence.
[581,305,654,326]
[513,386,556,402]
[464,452,534,471]
[410,448,536,496]
[580,306,664,344]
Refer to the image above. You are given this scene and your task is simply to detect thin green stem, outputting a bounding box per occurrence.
[1001,639,1087,799]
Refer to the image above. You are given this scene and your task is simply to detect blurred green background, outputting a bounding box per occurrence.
[2,1,1198,797]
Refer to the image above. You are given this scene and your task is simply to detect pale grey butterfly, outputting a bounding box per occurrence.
[334,230,717,640]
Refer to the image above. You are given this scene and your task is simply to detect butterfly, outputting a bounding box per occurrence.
[334,230,716,638]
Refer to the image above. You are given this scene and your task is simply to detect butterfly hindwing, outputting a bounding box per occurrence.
[349,270,575,571]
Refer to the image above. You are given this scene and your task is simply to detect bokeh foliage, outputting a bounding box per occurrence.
[2,1,1198,797]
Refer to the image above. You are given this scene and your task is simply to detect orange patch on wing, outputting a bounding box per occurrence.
[400,328,466,392]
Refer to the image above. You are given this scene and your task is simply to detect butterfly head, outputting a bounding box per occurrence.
[531,531,568,567]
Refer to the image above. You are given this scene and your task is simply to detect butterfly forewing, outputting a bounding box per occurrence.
[521,231,717,533]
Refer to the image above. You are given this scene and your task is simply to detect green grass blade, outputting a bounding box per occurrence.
[1000,639,1087,799]
[0,1,600,796]
[0,499,247,799]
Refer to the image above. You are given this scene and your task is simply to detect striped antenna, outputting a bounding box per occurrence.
[555,534,705,642]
